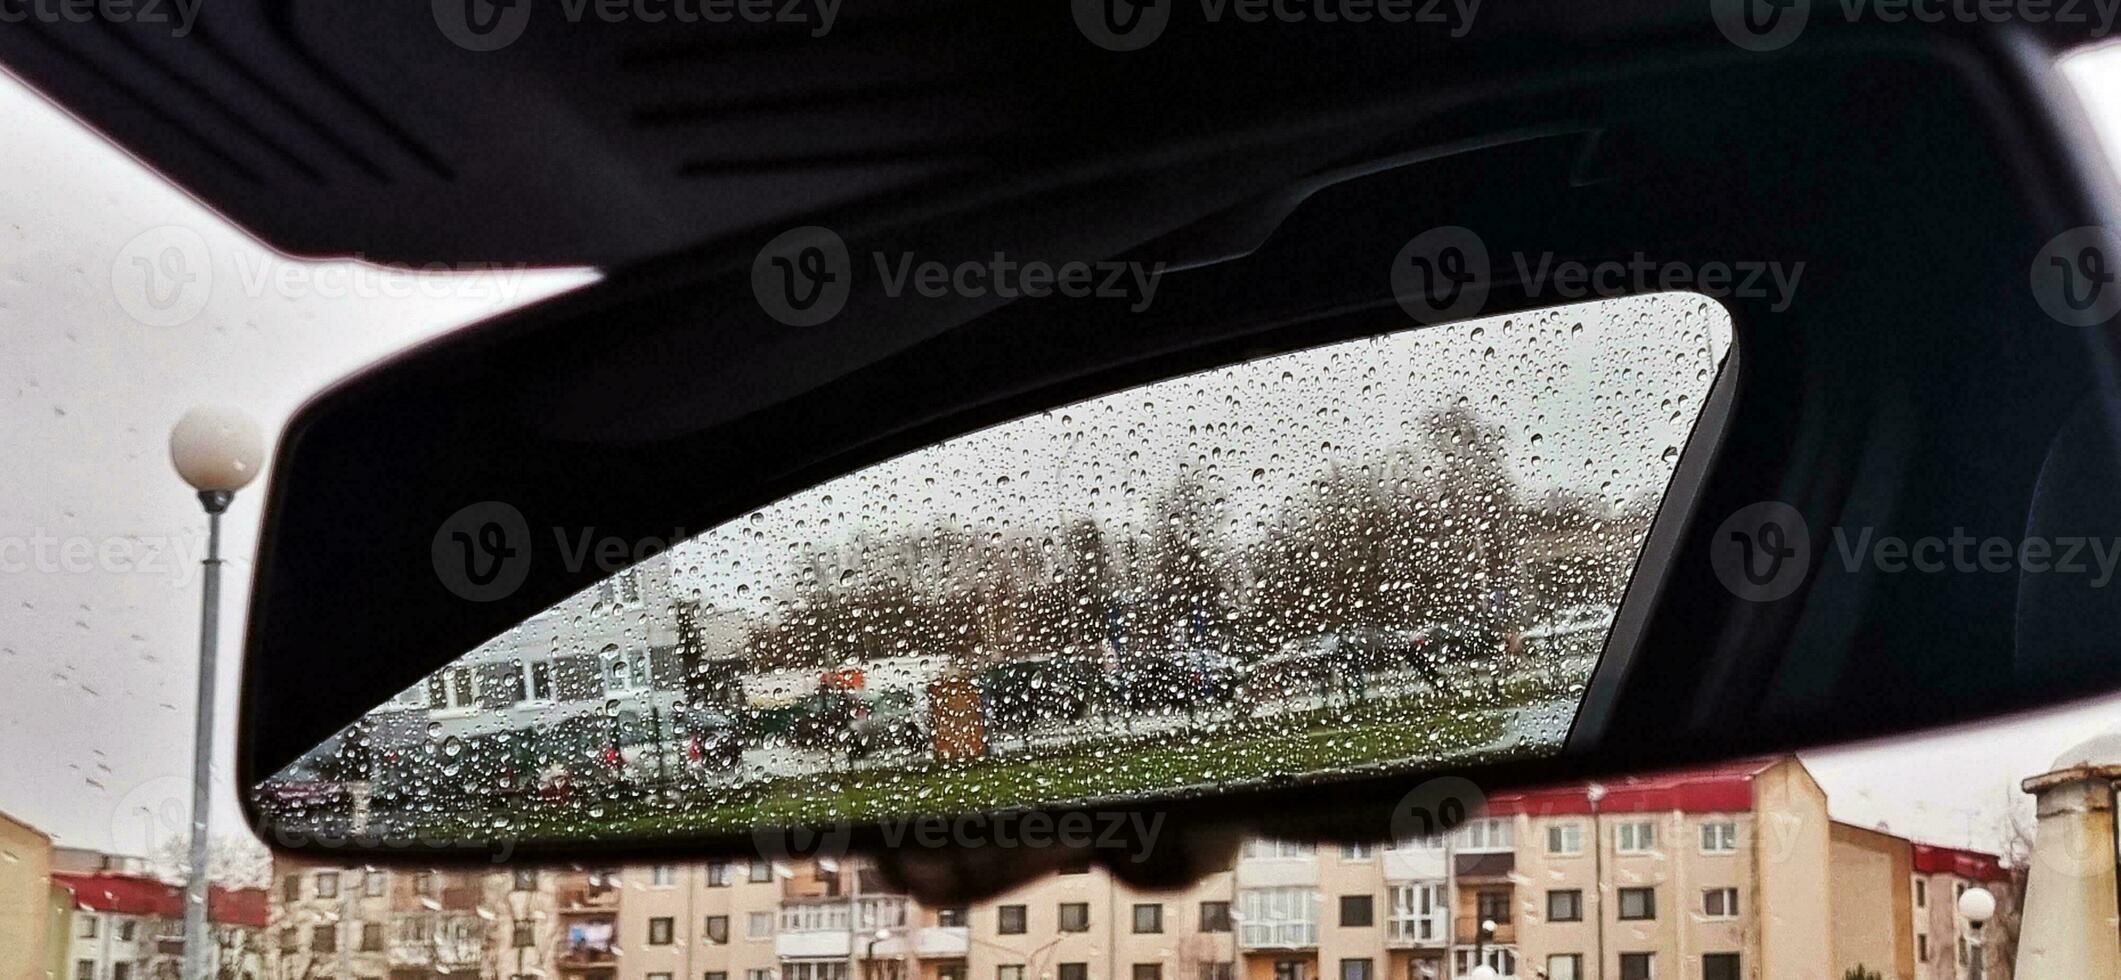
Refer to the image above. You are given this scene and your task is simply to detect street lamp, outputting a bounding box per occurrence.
[170,405,263,980]
[864,927,893,980]
[1470,918,1497,979]
[1959,887,1997,979]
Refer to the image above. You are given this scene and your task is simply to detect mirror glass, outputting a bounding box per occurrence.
[255,293,1733,847]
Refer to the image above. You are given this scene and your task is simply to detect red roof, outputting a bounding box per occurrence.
[52,872,269,927]
[1484,758,1781,817]
[1912,843,2009,883]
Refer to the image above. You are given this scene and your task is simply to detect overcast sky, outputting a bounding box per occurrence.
[6,48,2121,866]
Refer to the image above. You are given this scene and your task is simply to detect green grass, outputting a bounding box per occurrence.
[386,674,1581,844]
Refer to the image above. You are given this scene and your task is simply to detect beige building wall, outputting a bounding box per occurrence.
[1751,758,1832,980]
[1,811,57,980]
[1828,824,1914,980]
[1512,808,1752,980]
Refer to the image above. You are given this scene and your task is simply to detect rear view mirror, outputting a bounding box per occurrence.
[238,37,2121,872]
[254,292,1733,852]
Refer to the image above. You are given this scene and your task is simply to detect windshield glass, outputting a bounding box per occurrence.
[257,292,1733,846]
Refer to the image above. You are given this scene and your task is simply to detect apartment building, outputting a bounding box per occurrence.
[258,755,2015,980]
[2,809,68,980]
[270,861,560,980]
[53,870,267,980]
[1826,825,2012,980]
[1909,846,2009,980]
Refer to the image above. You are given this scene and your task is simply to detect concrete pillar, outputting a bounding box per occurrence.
[2015,762,2121,980]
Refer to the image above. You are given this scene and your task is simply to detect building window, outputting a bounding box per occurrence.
[1133,966,1161,980]
[1915,878,1928,907]
[705,916,729,944]
[76,961,93,980]
[117,920,135,941]
[1703,888,1739,919]
[1616,821,1656,853]
[1701,954,1740,980]
[280,875,300,903]
[652,865,679,887]
[783,965,846,980]
[431,666,479,710]
[1338,960,1371,980]
[1547,890,1583,923]
[1958,938,1969,965]
[529,661,555,700]
[746,971,772,980]
[1340,844,1373,860]
[1547,823,1584,855]
[998,905,1027,934]
[746,911,773,938]
[1243,840,1317,859]
[513,920,536,948]
[1618,888,1656,920]
[278,928,297,952]
[748,861,772,883]
[413,871,437,896]
[999,967,1025,980]
[1619,954,1653,980]
[111,965,129,980]
[1388,884,1444,943]
[1238,887,1322,948]
[1475,890,1510,927]
[360,923,383,951]
[1199,901,1232,932]
[1059,965,1088,980]
[1059,902,1091,933]
[314,871,340,898]
[512,869,538,891]
[937,906,968,927]
[1546,955,1582,980]
[311,925,337,953]
[649,974,673,980]
[705,861,730,886]
[1339,895,1373,928]
[1455,818,1514,852]
[707,973,728,980]
[1133,904,1163,933]
[601,649,650,692]
[1272,961,1305,980]
[1918,935,1931,962]
[1451,951,1514,978]
[1700,821,1738,853]
[363,871,387,897]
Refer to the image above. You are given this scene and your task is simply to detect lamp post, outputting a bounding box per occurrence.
[1470,918,1497,978]
[1959,886,1996,980]
[864,927,892,980]
[170,405,264,980]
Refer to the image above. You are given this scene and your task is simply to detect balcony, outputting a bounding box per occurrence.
[558,887,621,914]
[1385,917,1448,948]
[1453,917,1516,946]
[1237,921,1319,950]
[1380,848,1446,882]
[1234,858,1318,889]
[900,926,970,959]
[557,944,618,969]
